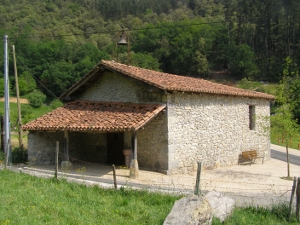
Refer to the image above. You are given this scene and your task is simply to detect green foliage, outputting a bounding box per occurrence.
[0,151,4,164]
[12,147,28,164]
[0,0,300,98]
[271,58,300,177]
[0,78,4,97]
[226,44,259,80]
[27,91,47,108]
[17,71,37,95]
[50,99,63,109]
[131,52,160,71]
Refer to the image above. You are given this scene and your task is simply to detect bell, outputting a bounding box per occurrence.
[118,32,128,45]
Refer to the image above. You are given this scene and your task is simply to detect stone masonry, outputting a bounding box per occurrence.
[26,69,271,175]
[167,92,270,174]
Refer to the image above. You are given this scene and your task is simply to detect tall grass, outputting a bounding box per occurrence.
[0,170,298,225]
[213,205,299,225]
[0,170,180,225]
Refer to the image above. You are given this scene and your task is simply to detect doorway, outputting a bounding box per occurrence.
[107,132,124,165]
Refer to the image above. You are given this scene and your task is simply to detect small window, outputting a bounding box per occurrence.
[249,105,255,130]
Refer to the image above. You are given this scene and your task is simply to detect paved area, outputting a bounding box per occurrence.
[5,144,300,207]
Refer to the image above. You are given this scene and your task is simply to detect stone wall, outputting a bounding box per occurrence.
[137,112,169,173]
[80,71,163,103]
[27,131,107,165]
[27,132,63,164]
[167,92,270,174]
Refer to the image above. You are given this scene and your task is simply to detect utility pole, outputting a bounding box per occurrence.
[12,45,23,149]
[4,35,11,167]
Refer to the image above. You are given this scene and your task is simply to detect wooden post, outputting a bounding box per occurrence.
[112,164,117,189]
[12,45,23,149]
[64,130,69,161]
[296,177,300,222]
[55,141,59,178]
[194,162,202,196]
[130,130,139,178]
[289,177,297,221]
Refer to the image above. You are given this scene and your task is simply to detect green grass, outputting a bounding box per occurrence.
[271,132,300,150]
[0,170,180,225]
[0,102,54,126]
[0,170,298,225]
[213,205,299,225]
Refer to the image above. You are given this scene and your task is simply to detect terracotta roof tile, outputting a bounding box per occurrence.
[22,101,166,132]
[101,60,274,100]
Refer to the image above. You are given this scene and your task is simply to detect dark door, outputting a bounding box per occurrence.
[107,132,124,165]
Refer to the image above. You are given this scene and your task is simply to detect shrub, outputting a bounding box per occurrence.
[12,147,28,164]
[28,91,46,108]
[50,99,63,109]
[17,72,37,95]
[0,151,4,164]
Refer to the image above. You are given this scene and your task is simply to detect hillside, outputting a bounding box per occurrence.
[0,0,299,99]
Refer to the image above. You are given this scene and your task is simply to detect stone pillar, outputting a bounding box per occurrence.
[62,130,72,170]
[130,130,139,178]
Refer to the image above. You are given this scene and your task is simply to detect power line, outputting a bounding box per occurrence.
[14,60,59,99]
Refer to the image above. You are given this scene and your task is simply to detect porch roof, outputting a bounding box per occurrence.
[21,100,166,132]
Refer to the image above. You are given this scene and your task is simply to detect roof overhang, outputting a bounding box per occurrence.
[22,101,166,132]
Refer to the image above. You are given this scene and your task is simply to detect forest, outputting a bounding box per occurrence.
[0,0,299,101]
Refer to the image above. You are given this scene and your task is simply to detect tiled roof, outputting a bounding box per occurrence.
[101,60,274,100]
[22,101,166,132]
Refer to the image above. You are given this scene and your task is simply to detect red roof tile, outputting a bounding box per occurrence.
[22,101,166,132]
[100,60,274,100]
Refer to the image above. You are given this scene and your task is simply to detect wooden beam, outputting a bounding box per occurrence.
[64,130,69,161]
[130,130,139,178]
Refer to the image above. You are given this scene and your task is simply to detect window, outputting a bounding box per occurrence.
[249,105,255,130]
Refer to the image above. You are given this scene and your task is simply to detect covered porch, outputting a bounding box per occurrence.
[22,100,166,178]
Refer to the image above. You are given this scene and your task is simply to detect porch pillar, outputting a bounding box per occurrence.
[130,130,139,178]
[64,130,69,161]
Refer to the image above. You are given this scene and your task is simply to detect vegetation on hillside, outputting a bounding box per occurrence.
[0,0,300,98]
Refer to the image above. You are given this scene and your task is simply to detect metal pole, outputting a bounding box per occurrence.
[4,35,11,166]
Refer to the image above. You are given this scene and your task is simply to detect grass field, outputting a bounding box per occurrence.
[0,170,298,225]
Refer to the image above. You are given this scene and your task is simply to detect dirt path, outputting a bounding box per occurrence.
[0,97,28,104]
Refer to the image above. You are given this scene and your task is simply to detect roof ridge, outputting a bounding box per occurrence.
[101,60,274,100]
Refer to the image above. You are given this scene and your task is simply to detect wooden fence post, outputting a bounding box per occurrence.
[296,177,300,222]
[194,162,202,196]
[55,141,59,179]
[289,177,297,221]
[112,164,117,189]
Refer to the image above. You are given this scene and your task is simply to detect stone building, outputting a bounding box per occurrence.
[22,60,274,176]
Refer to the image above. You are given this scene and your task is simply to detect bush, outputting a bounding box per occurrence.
[12,147,28,164]
[28,91,46,108]
[17,71,37,95]
[0,151,4,164]
[50,99,63,109]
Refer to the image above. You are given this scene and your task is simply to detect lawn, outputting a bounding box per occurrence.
[0,170,180,225]
[0,170,298,225]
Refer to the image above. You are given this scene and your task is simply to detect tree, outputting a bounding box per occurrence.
[17,71,37,96]
[271,59,299,178]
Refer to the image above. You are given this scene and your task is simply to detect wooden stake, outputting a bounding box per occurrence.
[296,177,300,222]
[12,45,23,149]
[112,164,117,189]
[194,162,202,196]
[55,141,59,179]
[289,177,297,221]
